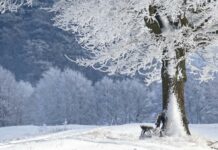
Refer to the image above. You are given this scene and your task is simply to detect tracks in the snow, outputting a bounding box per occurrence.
[208,141,218,150]
[0,127,217,150]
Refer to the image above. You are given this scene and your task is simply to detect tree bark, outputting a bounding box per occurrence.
[161,48,191,135]
[145,5,191,135]
[174,80,191,135]
[161,49,170,110]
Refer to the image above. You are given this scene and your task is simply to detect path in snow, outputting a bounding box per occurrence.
[0,124,217,150]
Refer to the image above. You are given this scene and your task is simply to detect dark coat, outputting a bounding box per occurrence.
[155,112,167,130]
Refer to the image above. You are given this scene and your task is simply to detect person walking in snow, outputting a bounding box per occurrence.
[155,110,167,137]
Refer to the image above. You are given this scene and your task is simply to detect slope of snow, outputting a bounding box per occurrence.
[0,124,217,150]
[0,125,96,142]
[190,124,218,141]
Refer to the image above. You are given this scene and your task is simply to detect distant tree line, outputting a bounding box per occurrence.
[25,68,161,125]
[185,75,218,124]
[0,66,218,127]
[0,66,33,126]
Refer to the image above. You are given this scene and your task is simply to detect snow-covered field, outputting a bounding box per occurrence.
[0,124,217,150]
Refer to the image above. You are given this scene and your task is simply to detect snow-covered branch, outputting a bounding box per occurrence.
[51,0,218,83]
[0,0,32,14]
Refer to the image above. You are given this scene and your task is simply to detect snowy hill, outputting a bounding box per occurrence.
[0,124,217,150]
[0,4,104,84]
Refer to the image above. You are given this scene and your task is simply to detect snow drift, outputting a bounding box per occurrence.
[0,124,217,150]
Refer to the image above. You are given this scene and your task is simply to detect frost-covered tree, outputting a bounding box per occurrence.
[51,0,218,135]
[0,66,17,126]
[203,79,218,123]
[31,68,96,125]
[186,77,218,124]
[94,78,159,125]
[0,0,32,14]
[59,68,96,124]
[11,81,33,125]
[0,66,33,126]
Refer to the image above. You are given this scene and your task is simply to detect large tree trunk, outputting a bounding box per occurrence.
[174,80,190,135]
[161,48,191,135]
[144,4,191,135]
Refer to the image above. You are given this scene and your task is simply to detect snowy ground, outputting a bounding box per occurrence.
[0,124,217,150]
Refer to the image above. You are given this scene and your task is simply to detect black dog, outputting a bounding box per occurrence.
[140,125,154,138]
